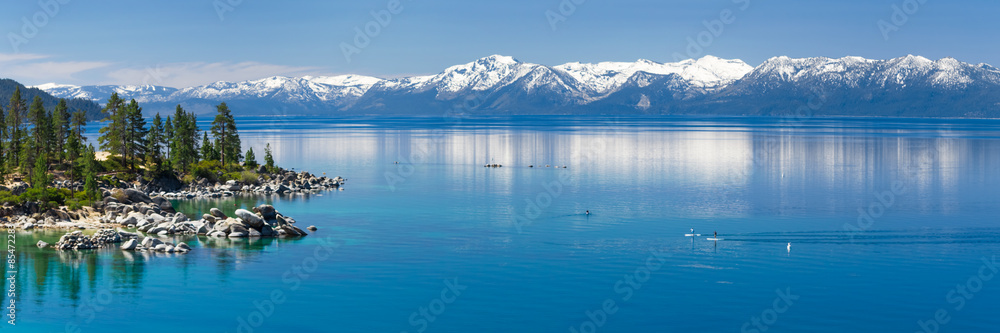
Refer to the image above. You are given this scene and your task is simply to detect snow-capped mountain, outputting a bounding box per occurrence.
[31,54,1000,118]
[32,83,179,103]
[710,55,1000,117]
[555,55,752,94]
[731,55,1000,91]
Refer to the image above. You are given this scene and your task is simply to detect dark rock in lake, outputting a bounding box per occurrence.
[257,205,277,220]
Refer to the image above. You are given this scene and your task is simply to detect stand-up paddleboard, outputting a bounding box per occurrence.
[706,238,723,241]
[685,234,701,237]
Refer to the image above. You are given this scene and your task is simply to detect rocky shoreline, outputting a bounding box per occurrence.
[4,169,343,253]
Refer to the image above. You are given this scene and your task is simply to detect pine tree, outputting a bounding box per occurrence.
[65,134,81,183]
[244,147,258,168]
[98,93,126,170]
[6,87,26,171]
[146,113,164,161]
[210,102,240,165]
[170,105,199,172]
[0,104,6,172]
[0,104,5,178]
[70,110,87,142]
[163,115,173,161]
[66,110,87,182]
[200,132,218,162]
[124,99,148,171]
[27,96,51,170]
[30,152,49,190]
[51,99,70,163]
[83,144,101,202]
[264,143,275,172]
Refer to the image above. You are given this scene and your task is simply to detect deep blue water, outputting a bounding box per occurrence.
[9,116,1000,332]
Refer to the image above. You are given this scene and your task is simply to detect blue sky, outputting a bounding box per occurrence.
[0,0,994,87]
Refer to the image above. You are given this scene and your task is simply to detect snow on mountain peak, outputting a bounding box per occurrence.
[554,56,752,95]
[430,55,533,93]
[32,54,1000,117]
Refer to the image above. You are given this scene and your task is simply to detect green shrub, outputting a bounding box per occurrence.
[240,171,260,185]
[0,191,22,205]
[73,191,92,202]
[23,188,68,205]
[65,198,83,210]
[191,160,222,183]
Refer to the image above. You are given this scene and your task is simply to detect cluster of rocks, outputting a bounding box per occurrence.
[202,205,309,238]
[117,201,309,239]
[51,229,137,250]
[158,172,345,199]
[119,237,191,253]
[3,204,95,229]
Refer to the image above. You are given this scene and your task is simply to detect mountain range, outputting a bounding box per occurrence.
[30,54,1000,118]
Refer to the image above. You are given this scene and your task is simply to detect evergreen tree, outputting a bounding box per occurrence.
[163,115,173,161]
[200,132,219,162]
[264,143,275,171]
[146,113,165,161]
[210,102,240,165]
[83,144,101,202]
[244,147,258,168]
[0,104,5,178]
[170,105,199,172]
[67,110,87,181]
[51,99,70,162]
[66,133,82,183]
[124,99,148,171]
[27,95,51,169]
[70,109,87,142]
[30,152,49,190]
[6,87,26,171]
[98,93,126,170]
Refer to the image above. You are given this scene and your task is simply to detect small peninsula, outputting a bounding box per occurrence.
[0,87,344,252]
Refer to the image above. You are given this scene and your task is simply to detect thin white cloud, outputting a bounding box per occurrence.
[104,61,327,87]
[0,53,111,84]
[0,53,329,88]
[0,53,49,62]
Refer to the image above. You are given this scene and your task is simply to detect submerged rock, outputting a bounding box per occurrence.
[53,229,133,250]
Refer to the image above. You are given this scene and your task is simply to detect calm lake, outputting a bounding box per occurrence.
[10,115,1000,332]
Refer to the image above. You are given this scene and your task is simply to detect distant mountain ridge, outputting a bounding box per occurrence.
[31,55,1000,118]
[0,79,105,120]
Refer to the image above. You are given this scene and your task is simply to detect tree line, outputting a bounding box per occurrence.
[0,87,276,208]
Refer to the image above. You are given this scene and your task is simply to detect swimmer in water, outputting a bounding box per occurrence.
[585,210,590,215]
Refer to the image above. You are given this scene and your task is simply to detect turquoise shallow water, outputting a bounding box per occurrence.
[8,116,1000,332]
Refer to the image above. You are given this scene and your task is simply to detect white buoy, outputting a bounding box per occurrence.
[787,242,791,252]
